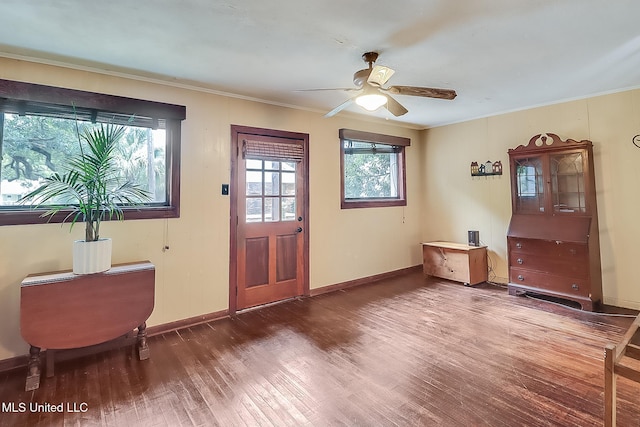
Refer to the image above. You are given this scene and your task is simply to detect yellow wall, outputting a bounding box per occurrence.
[421,90,640,309]
[0,58,423,361]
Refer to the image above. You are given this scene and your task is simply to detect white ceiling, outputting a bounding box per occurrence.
[1,0,640,128]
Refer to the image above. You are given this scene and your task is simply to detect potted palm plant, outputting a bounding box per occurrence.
[21,122,151,274]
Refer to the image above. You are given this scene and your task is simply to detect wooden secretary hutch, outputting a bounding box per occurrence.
[506,133,602,311]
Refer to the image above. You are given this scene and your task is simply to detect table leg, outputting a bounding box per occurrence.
[137,322,150,360]
[25,345,41,391]
[46,349,56,378]
[604,344,617,427]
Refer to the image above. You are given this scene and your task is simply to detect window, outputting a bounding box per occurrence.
[245,159,297,223]
[339,128,409,209]
[0,79,186,225]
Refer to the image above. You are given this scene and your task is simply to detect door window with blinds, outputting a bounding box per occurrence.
[243,139,302,222]
[339,128,409,209]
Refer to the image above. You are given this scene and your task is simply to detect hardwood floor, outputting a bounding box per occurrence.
[1,272,639,426]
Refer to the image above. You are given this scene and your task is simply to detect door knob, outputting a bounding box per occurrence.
[296,227,303,233]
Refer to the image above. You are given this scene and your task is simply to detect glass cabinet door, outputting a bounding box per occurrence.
[514,156,544,213]
[550,151,586,213]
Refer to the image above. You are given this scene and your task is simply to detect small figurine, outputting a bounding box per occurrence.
[484,160,492,173]
[492,160,503,174]
[470,161,479,175]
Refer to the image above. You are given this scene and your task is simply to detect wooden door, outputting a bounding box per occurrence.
[230,126,309,312]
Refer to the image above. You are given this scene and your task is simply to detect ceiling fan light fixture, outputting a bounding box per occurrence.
[355,93,388,111]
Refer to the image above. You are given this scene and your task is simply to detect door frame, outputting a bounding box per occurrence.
[229,125,310,315]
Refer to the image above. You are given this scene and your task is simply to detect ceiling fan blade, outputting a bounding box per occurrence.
[384,94,408,117]
[386,85,457,100]
[324,97,356,118]
[367,65,395,87]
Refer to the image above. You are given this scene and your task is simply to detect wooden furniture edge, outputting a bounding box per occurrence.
[604,313,640,426]
[421,241,487,251]
[21,261,155,285]
[310,265,422,297]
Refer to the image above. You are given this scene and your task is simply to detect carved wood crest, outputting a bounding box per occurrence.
[508,133,592,154]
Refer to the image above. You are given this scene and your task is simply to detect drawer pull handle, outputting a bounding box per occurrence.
[517,258,523,265]
[516,243,522,249]
[571,284,579,290]
[517,275,524,281]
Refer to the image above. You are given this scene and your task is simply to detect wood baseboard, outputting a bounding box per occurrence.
[0,354,29,374]
[145,309,229,337]
[310,264,422,297]
[1,266,422,373]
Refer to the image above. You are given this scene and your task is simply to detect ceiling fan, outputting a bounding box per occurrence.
[305,52,457,118]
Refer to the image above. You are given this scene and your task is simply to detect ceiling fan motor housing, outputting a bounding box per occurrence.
[353,52,379,86]
[362,51,379,64]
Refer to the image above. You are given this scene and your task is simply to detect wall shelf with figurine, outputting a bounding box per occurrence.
[471,160,503,177]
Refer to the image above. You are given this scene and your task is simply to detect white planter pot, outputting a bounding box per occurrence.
[73,238,112,275]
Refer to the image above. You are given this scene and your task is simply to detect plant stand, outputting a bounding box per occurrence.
[20,261,155,391]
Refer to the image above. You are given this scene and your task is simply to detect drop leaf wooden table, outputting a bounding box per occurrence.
[20,261,155,391]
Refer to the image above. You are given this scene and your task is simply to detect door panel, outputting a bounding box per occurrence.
[245,237,269,287]
[232,128,308,311]
[276,234,297,281]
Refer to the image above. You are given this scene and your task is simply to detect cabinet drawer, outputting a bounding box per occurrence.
[508,254,589,279]
[508,238,588,258]
[509,267,590,297]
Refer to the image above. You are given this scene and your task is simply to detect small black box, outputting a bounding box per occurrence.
[468,230,479,246]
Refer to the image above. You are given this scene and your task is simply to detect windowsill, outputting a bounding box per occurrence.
[0,205,179,226]
[341,198,407,209]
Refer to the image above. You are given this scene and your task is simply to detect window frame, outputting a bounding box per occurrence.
[339,128,409,209]
[0,78,186,226]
